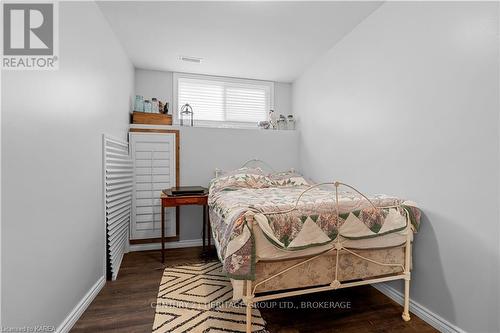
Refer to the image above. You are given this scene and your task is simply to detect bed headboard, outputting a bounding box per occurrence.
[215,159,296,177]
[241,158,275,173]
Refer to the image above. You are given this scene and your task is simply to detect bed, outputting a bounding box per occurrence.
[208,161,421,332]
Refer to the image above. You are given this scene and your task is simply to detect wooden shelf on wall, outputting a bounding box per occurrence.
[132,112,172,125]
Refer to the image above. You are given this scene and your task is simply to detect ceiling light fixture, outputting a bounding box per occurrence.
[179,56,202,63]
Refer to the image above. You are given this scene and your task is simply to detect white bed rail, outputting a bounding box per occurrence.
[261,181,389,216]
[242,180,412,333]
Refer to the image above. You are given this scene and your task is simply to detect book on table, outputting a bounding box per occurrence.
[163,186,207,197]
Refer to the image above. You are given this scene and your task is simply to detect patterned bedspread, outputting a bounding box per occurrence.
[208,170,421,280]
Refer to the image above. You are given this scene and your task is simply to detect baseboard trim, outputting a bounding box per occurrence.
[129,238,203,252]
[373,283,466,333]
[56,276,106,333]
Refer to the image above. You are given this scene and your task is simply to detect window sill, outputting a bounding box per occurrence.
[178,122,296,131]
[129,123,296,132]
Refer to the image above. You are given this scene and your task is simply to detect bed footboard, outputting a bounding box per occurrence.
[241,181,413,333]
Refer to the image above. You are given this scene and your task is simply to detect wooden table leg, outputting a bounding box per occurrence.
[207,207,211,249]
[161,202,165,263]
[202,204,207,253]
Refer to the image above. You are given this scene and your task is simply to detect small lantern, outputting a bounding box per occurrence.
[180,103,194,126]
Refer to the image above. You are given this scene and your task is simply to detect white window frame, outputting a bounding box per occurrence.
[173,72,274,128]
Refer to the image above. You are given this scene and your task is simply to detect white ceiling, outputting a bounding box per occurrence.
[97,1,382,82]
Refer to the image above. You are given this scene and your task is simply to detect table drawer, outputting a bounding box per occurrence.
[164,196,207,206]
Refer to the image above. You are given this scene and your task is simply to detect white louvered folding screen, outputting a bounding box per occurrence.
[129,132,177,240]
[103,135,133,281]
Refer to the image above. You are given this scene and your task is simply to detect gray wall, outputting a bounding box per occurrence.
[1,2,134,329]
[293,2,499,332]
[177,126,299,240]
[134,68,293,117]
[130,125,299,241]
[134,69,298,241]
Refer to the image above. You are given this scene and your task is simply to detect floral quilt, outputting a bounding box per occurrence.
[208,170,420,280]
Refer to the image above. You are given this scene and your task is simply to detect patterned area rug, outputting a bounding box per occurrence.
[152,261,266,332]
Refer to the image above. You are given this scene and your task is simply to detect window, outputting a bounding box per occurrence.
[174,73,274,128]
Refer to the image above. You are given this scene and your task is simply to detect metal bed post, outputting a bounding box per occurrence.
[402,221,412,321]
[244,212,255,333]
[245,280,253,333]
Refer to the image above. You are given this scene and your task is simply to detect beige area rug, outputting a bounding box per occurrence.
[152,261,266,332]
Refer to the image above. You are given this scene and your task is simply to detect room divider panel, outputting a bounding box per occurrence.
[129,131,179,242]
[103,135,133,280]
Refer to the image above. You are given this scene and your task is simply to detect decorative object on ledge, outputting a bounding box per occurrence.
[180,103,194,126]
[258,121,270,129]
[258,115,295,130]
[134,94,169,114]
[134,95,144,112]
[277,114,287,130]
[144,100,152,113]
[287,114,295,130]
[158,100,164,114]
[132,111,172,125]
[151,98,159,113]
[269,109,277,129]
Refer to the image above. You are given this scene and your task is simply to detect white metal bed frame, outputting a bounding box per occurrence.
[224,159,412,333]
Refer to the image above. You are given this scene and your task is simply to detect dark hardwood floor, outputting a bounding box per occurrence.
[72,248,437,333]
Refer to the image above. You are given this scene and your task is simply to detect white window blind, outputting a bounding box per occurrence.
[179,79,224,122]
[176,75,273,127]
[226,86,267,122]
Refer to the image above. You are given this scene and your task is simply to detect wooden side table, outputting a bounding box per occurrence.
[160,191,210,263]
